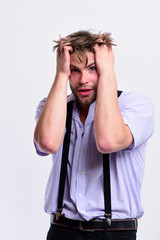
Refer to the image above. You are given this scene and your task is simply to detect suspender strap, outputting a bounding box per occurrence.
[102,90,122,225]
[103,154,112,225]
[103,90,122,225]
[56,91,123,221]
[56,101,74,219]
[117,90,122,97]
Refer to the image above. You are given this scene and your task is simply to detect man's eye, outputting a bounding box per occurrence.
[71,69,79,73]
[90,66,96,71]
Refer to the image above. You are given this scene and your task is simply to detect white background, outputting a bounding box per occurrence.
[0,0,159,239]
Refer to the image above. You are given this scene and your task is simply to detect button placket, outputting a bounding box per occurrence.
[76,131,86,213]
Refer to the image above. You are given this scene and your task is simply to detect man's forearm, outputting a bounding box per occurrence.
[34,73,68,154]
[94,69,133,153]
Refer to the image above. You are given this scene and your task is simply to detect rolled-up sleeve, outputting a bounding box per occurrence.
[34,98,49,156]
[119,92,154,151]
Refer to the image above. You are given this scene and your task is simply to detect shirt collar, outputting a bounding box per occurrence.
[67,93,95,126]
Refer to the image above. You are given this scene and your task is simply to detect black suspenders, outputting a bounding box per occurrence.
[56,91,122,223]
[56,100,74,220]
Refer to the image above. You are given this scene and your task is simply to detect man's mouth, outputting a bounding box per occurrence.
[78,88,92,96]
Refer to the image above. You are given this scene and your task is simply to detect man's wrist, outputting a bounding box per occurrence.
[98,66,115,79]
[55,72,69,81]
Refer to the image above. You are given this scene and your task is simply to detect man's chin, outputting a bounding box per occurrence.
[76,95,96,107]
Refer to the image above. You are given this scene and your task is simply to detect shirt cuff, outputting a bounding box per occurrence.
[34,141,49,156]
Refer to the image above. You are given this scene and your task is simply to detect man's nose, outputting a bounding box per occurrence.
[79,72,89,85]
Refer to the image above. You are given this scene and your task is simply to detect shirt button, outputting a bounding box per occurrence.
[82,149,85,153]
[78,193,82,198]
[80,171,83,175]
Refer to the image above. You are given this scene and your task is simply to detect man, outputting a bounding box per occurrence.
[34,30,154,240]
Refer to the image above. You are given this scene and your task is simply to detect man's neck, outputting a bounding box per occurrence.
[78,103,89,125]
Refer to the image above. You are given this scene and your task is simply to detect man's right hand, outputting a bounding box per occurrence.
[56,41,73,78]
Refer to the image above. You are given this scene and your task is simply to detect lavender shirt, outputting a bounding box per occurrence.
[35,91,154,221]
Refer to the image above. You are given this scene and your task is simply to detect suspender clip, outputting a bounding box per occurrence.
[105,213,112,226]
[56,208,62,220]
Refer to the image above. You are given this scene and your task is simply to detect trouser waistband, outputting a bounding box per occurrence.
[50,214,138,232]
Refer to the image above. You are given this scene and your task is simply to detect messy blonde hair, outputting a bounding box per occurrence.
[53,30,116,65]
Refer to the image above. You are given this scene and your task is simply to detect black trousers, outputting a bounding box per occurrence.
[46,224,137,240]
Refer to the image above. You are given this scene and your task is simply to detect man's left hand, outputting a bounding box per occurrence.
[93,44,115,77]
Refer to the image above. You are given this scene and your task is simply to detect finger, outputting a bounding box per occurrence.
[92,44,99,53]
[60,39,70,48]
[59,41,66,56]
[97,37,104,44]
[63,45,73,53]
[59,42,64,52]
[61,39,73,51]
[59,45,73,56]
[56,47,63,58]
[57,48,60,57]
[59,47,63,57]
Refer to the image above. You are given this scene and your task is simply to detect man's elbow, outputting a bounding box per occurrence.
[34,135,60,154]
[96,134,133,154]
[96,138,116,154]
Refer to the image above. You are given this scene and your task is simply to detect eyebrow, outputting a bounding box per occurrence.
[87,62,96,68]
[70,62,96,69]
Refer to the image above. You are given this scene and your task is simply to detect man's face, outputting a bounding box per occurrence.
[69,51,98,109]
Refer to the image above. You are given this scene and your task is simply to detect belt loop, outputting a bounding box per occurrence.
[79,221,83,231]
